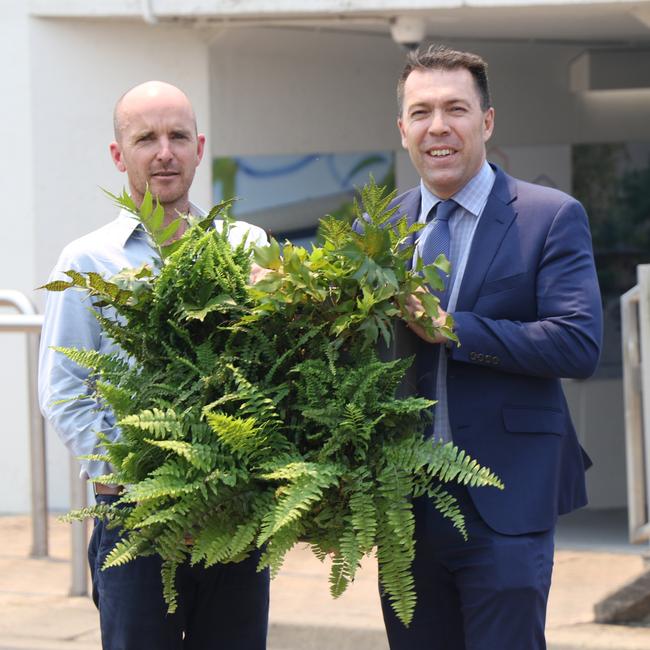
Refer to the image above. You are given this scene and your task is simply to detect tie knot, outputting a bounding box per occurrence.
[425,199,457,224]
[430,199,457,223]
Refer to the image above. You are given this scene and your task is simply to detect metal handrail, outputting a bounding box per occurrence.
[621,265,650,544]
[0,290,88,596]
[0,291,47,557]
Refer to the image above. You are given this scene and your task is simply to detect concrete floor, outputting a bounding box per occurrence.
[556,507,649,554]
[1,512,650,650]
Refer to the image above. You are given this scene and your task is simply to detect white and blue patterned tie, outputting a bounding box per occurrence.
[421,199,457,309]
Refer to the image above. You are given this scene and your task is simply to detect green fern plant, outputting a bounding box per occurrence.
[48,180,502,627]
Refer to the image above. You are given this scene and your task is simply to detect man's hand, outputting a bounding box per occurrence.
[249,262,272,284]
[403,291,448,344]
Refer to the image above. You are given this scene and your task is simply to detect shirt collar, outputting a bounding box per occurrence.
[419,160,495,221]
[114,200,206,248]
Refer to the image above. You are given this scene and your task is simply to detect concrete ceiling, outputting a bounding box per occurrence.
[398,5,650,44]
[30,1,650,46]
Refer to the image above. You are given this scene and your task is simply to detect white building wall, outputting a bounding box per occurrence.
[0,3,36,514]
[31,19,213,289]
[210,29,650,158]
[209,28,402,157]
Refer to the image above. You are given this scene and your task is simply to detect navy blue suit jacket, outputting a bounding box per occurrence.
[387,164,603,535]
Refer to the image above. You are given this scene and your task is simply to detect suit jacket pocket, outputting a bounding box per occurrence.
[480,272,525,296]
[502,406,565,436]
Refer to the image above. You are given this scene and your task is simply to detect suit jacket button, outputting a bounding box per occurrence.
[470,351,477,360]
[493,356,500,365]
[477,353,484,362]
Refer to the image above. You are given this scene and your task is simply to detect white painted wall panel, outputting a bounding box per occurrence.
[31,20,212,289]
[0,2,36,514]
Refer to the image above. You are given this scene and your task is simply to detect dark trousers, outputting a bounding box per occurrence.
[381,484,554,650]
[89,495,269,650]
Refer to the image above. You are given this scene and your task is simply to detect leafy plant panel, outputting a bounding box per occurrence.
[47,181,502,626]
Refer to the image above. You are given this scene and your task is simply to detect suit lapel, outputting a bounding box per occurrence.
[455,168,518,312]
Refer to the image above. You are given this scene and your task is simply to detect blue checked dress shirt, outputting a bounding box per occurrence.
[414,161,496,441]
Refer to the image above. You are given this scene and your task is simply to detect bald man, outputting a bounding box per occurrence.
[39,82,270,650]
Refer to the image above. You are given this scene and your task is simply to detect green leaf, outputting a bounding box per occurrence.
[147,197,165,233]
[39,280,74,292]
[140,189,154,222]
[422,267,446,292]
[254,239,282,270]
[155,218,183,247]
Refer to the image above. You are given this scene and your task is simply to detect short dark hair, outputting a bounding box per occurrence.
[397,44,492,115]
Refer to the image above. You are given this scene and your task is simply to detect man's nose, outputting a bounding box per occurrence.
[427,110,450,136]
[156,138,173,162]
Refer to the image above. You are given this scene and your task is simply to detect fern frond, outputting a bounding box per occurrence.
[347,481,377,554]
[59,503,112,523]
[119,408,183,440]
[161,560,180,613]
[257,463,341,544]
[122,465,199,502]
[427,485,467,541]
[258,518,303,578]
[53,347,129,376]
[204,412,261,457]
[102,536,145,569]
[329,528,362,598]
[144,439,215,472]
[420,440,504,490]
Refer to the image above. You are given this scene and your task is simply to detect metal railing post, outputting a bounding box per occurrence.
[0,290,89,595]
[69,458,89,596]
[621,265,650,547]
[637,265,650,555]
[0,290,48,557]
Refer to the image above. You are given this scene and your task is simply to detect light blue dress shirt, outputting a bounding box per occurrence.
[415,161,496,441]
[38,205,267,479]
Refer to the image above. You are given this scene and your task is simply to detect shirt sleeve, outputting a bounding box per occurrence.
[228,221,269,247]
[38,249,119,480]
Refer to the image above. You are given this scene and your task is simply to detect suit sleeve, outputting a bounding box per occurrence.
[449,198,603,379]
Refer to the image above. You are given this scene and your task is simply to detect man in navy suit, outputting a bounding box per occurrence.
[381,45,603,649]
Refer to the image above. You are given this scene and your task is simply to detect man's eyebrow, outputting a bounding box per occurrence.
[131,129,154,141]
[406,96,471,110]
[406,101,429,111]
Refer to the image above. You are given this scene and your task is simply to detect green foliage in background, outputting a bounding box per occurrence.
[45,181,502,626]
[572,143,650,298]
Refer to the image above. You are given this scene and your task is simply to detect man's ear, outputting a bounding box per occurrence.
[196,134,206,166]
[397,117,408,150]
[109,141,127,172]
[483,107,495,142]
